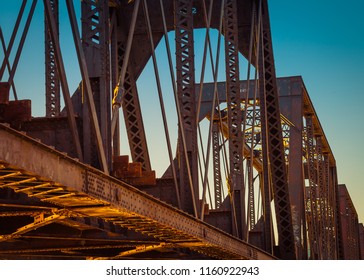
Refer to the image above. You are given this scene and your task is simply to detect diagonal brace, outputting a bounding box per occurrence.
[0,211,68,242]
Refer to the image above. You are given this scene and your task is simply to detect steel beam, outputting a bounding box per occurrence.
[328,164,338,259]
[278,77,305,258]
[305,114,319,259]
[316,136,327,259]
[111,0,140,137]
[212,121,222,209]
[117,43,151,171]
[337,184,360,259]
[0,123,274,260]
[198,76,340,258]
[43,0,83,161]
[81,0,111,169]
[258,0,295,259]
[110,9,120,158]
[224,0,245,239]
[66,0,109,174]
[44,0,60,117]
[175,0,199,216]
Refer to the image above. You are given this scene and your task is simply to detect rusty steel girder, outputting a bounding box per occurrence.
[224,0,245,240]
[258,0,295,259]
[174,0,199,217]
[3,0,359,261]
[337,185,360,260]
[44,0,60,118]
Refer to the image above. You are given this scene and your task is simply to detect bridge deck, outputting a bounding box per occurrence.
[0,123,274,260]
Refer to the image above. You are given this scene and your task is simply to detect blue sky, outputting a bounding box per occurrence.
[269,0,364,222]
[0,0,363,222]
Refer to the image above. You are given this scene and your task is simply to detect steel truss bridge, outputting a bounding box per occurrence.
[0,0,363,260]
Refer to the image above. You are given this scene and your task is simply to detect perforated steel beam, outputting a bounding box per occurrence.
[305,114,319,259]
[224,0,245,240]
[43,0,83,161]
[118,42,151,172]
[175,0,199,216]
[316,136,326,259]
[258,0,295,259]
[337,184,360,259]
[66,0,109,174]
[44,0,60,117]
[212,121,222,209]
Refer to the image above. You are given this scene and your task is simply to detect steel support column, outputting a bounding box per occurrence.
[334,166,344,259]
[117,43,151,171]
[323,152,334,259]
[81,0,111,169]
[43,0,83,161]
[316,136,327,259]
[323,153,331,258]
[110,9,120,157]
[338,184,360,259]
[224,0,245,240]
[212,121,222,209]
[259,94,273,254]
[278,77,306,259]
[247,158,255,230]
[175,0,199,215]
[44,0,60,117]
[65,0,109,174]
[305,115,319,259]
[328,164,338,259]
[258,0,295,259]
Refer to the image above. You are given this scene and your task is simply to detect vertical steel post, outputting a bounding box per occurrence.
[332,166,340,259]
[305,114,319,259]
[259,92,273,254]
[247,158,255,230]
[110,1,151,172]
[117,43,151,171]
[44,0,60,117]
[323,153,334,258]
[224,0,245,240]
[280,77,305,259]
[175,0,199,216]
[258,0,295,259]
[65,0,109,174]
[81,0,111,169]
[212,121,222,209]
[111,0,140,138]
[316,136,327,258]
[43,0,83,161]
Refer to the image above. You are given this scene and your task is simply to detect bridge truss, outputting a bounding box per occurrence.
[0,0,362,259]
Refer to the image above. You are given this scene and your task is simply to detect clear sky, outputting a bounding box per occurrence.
[0,0,363,223]
[269,0,364,223]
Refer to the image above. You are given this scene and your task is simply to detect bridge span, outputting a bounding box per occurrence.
[0,0,363,259]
